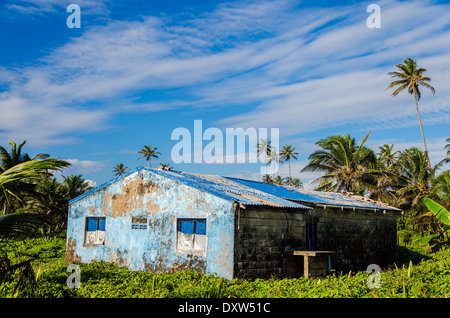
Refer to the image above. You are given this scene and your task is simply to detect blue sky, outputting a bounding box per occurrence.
[1,0,449,188]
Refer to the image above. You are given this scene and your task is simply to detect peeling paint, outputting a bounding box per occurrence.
[66,168,236,279]
[66,167,397,280]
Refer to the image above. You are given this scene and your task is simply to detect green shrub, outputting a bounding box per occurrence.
[2,235,450,298]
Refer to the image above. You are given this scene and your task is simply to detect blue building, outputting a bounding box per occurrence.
[66,167,400,279]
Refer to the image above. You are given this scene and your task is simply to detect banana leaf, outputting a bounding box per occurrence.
[423,198,450,226]
[412,233,440,247]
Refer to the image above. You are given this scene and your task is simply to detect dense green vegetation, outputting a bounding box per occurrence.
[1,233,449,298]
[0,56,449,299]
[1,135,450,298]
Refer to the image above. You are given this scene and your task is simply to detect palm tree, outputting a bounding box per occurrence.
[267,148,282,180]
[444,138,450,164]
[256,138,271,176]
[63,174,92,200]
[113,163,128,176]
[396,147,438,210]
[395,147,443,236]
[378,144,398,169]
[301,132,378,194]
[0,140,50,214]
[0,158,70,216]
[0,140,49,172]
[32,176,68,233]
[291,178,303,189]
[387,58,436,168]
[262,174,273,183]
[137,145,160,168]
[273,175,284,185]
[159,163,172,170]
[0,158,69,296]
[432,170,450,207]
[280,145,298,185]
[31,174,92,233]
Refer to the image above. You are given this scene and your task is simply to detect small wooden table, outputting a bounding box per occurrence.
[285,250,335,279]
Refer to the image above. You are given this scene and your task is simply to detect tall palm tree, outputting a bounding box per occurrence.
[137,145,160,168]
[113,163,128,176]
[280,144,298,185]
[256,138,271,176]
[301,132,378,194]
[387,58,435,168]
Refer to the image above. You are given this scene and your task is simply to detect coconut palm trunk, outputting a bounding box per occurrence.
[387,58,435,170]
[413,88,431,169]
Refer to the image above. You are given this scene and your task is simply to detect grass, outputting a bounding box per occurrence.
[1,233,450,298]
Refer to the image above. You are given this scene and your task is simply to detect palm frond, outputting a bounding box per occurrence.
[0,213,49,238]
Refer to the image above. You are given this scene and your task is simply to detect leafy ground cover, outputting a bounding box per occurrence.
[1,234,449,298]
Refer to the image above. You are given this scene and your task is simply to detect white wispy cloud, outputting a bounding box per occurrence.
[63,158,108,174]
[1,0,449,148]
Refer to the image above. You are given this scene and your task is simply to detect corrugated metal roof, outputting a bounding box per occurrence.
[226,177,401,211]
[70,167,399,211]
[70,167,311,209]
[150,169,311,209]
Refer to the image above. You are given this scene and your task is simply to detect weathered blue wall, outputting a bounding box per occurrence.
[66,168,236,279]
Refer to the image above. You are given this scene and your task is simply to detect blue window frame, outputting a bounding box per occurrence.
[86,217,105,232]
[85,217,106,245]
[176,218,207,254]
[177,218,206,235]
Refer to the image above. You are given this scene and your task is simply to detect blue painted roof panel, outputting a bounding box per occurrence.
[226,177,400,211]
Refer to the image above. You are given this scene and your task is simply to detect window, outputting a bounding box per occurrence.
[85,217,106,245]
[176,218,207,254]
[131,217,148,230]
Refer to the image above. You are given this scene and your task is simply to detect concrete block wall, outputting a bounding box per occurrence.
[234,205,397,278]
[311,207,397,272]
[233,206,306,279]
